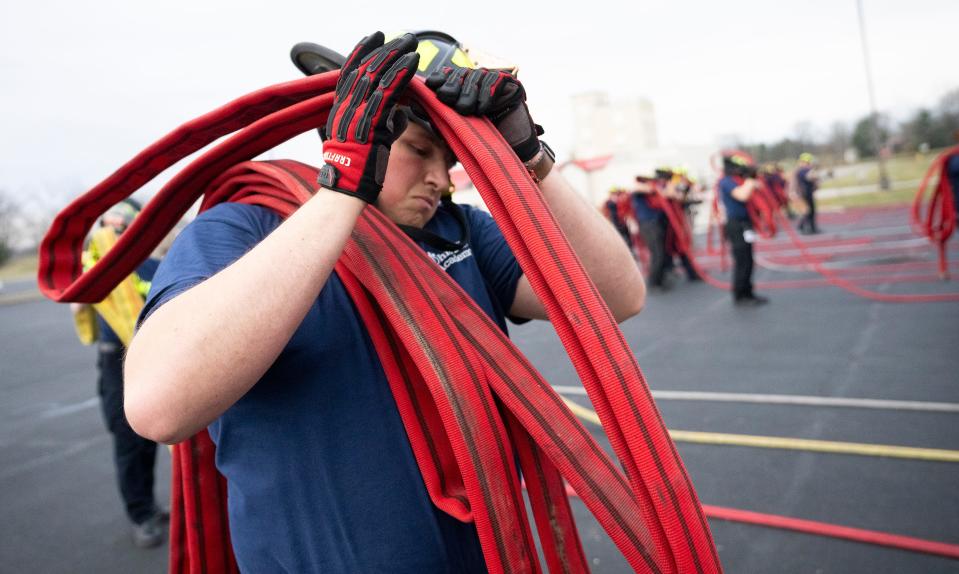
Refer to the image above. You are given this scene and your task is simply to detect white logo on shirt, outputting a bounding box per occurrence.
[428,247,473,271]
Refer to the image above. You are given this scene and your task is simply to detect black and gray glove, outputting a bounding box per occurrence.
[425,66,543,163]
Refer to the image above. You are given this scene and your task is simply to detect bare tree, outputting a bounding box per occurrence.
[793,121,815,149]
[826,121,850,161]
[0,191,20,265]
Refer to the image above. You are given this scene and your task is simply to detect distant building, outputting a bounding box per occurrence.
[571,92,659,159]
[565,91,714,209]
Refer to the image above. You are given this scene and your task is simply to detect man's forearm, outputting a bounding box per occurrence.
[124,190,364,443]
[537,171,646,320]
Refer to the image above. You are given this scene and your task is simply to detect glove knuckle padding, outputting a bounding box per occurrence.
[343,32,381,73]
[355,90,383,143]
[456,69,481,114]
[318,34,419,203]
[477,72,500,114]
[368,46,396,73]
[337,74,371,141]
[425,68,451,91]
[437,67,467,103]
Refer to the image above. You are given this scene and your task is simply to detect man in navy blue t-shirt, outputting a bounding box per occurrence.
[124,33,645,572]
[719,155,768,306]
[631,177,670,289]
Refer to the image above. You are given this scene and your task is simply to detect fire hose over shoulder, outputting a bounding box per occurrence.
[36,35,721,574]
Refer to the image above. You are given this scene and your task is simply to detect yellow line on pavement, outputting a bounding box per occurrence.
[561,397,959,463]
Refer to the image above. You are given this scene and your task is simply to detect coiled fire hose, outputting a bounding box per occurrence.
[911,145,957,279]
[745,180,780,240]
[37,73,721,573]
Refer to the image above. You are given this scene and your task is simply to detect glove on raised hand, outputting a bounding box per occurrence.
[425,66,543,163]
[318,32,419,203]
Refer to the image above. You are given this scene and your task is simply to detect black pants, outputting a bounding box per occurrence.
[798,192,817,232]
[671,253,700,280]
[639,219,667,287]
[724,219,754,300]
[98,348,158,525]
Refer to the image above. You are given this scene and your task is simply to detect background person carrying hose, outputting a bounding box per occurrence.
[795,152,821,234]
[122,31,644,572]
[69,199,167,548]
[632,175,671,290]
[718,153,769,306]
[657,167,702,283]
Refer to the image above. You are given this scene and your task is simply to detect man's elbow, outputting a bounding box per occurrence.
[613,282,646,323]
[125,391,185,445]
[123,363,190,445]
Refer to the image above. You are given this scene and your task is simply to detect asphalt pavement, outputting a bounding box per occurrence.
[2,204,957,573]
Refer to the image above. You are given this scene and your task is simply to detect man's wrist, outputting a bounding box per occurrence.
[523,141,555,183]
[317,164,380,204]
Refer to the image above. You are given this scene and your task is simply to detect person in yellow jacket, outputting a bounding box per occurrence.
[70,199,167,548]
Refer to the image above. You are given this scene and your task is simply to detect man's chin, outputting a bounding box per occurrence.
[379,202,437,229]
[390,211,428,229]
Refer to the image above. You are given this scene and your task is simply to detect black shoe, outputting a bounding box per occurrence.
[152,505,170,523]
[687,274,703,282]
[734,294,769,306]
[132,514,164,548]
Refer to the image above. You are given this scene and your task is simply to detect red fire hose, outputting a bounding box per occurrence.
[912,145,958,279]
[37,73,721,573]
[745,180,779,239]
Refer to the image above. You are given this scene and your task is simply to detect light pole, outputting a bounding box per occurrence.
[856,0,890,190]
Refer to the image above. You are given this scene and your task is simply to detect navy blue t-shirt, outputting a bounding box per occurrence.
[97,258,159,346]
[142,202,525,573]
[631,192,665,222]
[719,176,750,221]
[796,166,817,197]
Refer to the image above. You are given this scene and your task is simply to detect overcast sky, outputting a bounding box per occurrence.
[1,0,956,208]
